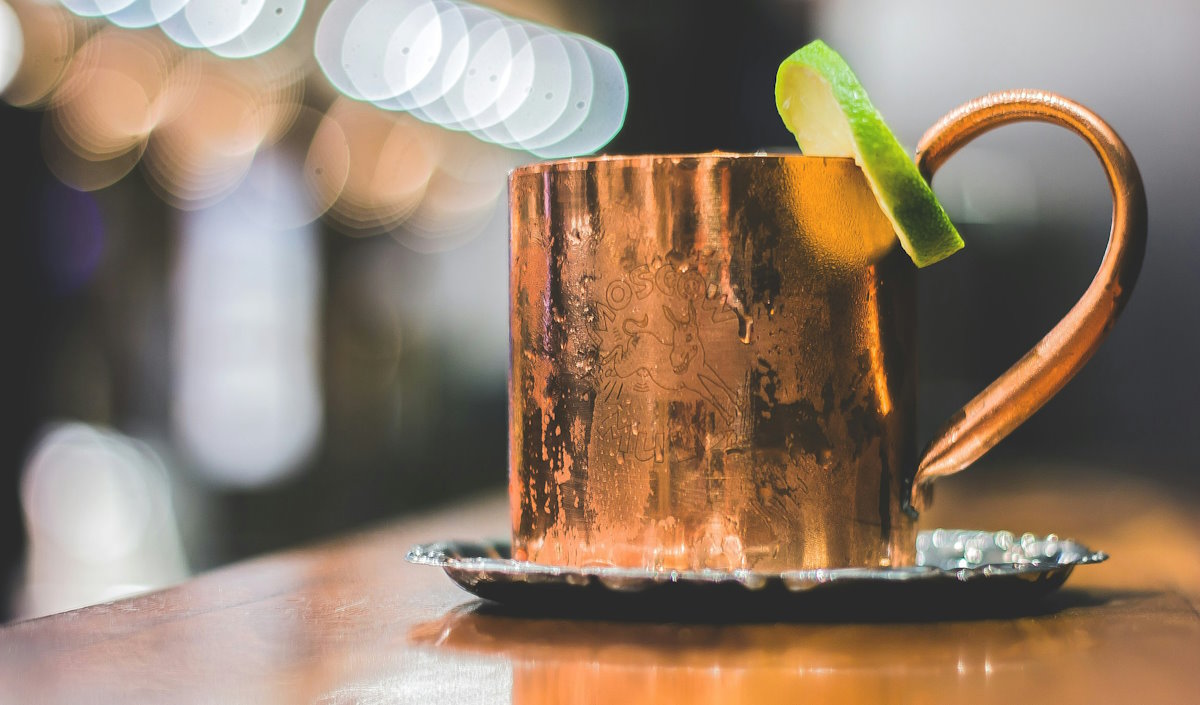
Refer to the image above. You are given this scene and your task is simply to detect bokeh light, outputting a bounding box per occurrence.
[2,0,77,108]
[104,0,190,30]
[0,0,21,95]
[5,0,628,242]
[50,28,177,158]
[19,423,188,619]
[316,0,628,157]
[41,112,147,191]
[233,106,347,228]
[301,105,353,220]
[379,0,470,113]
[476,25,571,145]
[209,0,306,59]
[172,152,323,487]
[160,0,266,50]
[24,424,158,563]
[339,0,442,102]
[55,0,304,58]
[142,52,303,208]
[398,128,518,252]
[317,97,440,235]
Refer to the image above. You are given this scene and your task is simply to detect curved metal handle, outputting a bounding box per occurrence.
[911,90,1147,509]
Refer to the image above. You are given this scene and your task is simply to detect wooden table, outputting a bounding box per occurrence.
[3,462,1199,704]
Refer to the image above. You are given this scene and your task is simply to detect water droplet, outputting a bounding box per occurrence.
[489,74,497,82]
[994,531,1014,550]
[737,317,753,344]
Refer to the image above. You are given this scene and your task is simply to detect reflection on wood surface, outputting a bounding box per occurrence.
[413,590,1195,705]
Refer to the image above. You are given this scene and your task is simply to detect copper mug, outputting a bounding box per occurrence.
[508,90,1146,572]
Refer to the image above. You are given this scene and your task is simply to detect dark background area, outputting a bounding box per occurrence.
[1,0,1196,621]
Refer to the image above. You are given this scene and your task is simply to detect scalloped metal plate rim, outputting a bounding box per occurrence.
[407,529,1107,595]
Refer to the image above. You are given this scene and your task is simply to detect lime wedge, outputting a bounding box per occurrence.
[775,40,963,267]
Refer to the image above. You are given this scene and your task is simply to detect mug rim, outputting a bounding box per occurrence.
[510,152,856,177]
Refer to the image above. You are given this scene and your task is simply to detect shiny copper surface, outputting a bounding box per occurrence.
[912,90,1147,503]
[509,155,917,571]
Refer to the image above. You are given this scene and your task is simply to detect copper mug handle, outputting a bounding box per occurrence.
[911,90,1148,509]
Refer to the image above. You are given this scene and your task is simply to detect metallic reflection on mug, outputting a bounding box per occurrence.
[510,154,914,571]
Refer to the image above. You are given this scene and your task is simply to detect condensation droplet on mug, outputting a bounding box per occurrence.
[738,317,754,344]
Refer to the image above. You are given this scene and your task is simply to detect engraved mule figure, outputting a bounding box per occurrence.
[603,300,737,420]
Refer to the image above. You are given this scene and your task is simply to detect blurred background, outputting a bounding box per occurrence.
[1,0,1196,621]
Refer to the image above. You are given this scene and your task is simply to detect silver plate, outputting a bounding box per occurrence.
[408,530,1107,618]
